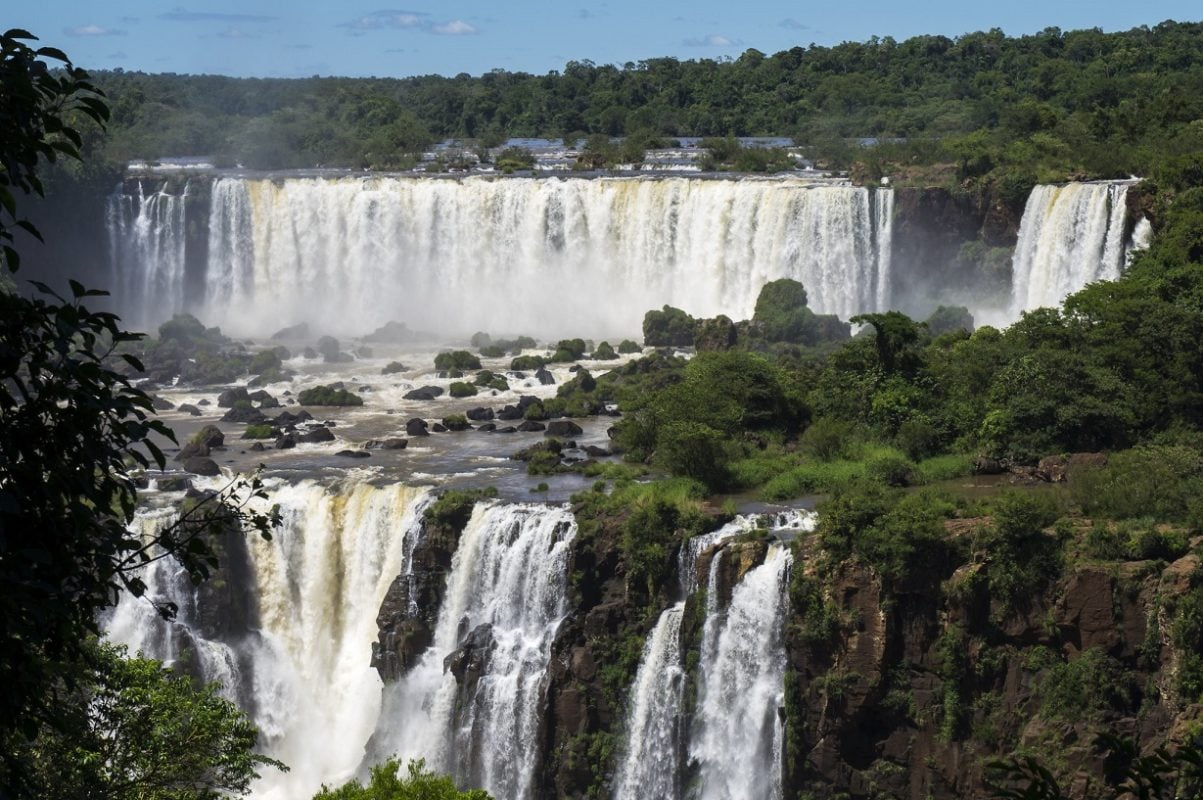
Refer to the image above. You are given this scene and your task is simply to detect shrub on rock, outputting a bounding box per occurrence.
[297,385,365,406]
[434,350,482,371]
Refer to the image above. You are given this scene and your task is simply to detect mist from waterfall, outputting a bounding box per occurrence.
[106,175,895,337]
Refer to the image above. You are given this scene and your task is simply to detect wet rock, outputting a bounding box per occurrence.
[584,445,611,457]
[275,433,297,449]
[354,346,374,359]
[177,403,202,417]
[442,417,472,432]
[973,456,1005,475]
[302,347,317,359]
[535,367,556,385]
[272,410,314,426]
[546,420,583,437]
[403,386,444,401]
[466,406,495,421]
[197,398,211,406]
[154,474,192,492]
[150,395,175,411]
[270,322,309,340]
[336,449,371,459]
[381,438,408,450]
[517,395,541,411]
[249,442,266,452]
[431,423,448,433]
[182,456,221,477]
[445,623,494,687]
[298,426,335,444]
[497,405,523,421]
[221,406,267,424]
[217,387,250,408]
[517,420,546,432]
[1036,455,1069,483]
[406,418,429,436]
[477,422,497,432]
[249,389,279,409]
[495,426,517,433]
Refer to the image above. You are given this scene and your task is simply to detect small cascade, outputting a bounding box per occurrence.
[1010,181,1134,316]
[105,179,190,330]
[372,502,577,800]
[110,176,895,336]
[616,511,814,800]
[105,479,433,800]
[688,543,793,800]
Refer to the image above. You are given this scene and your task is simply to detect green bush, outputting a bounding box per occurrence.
[800,417,854,461]
[433,351,482,371]
[297,385,364,406]
[249,349,282,374]
[592,341,618,360]
[617,340,641,354]
[479,345,506,358]
[240,424,275,439]
[653,421,732,492]
[1069,445,1203,523]
[313,757,492,799]
[895,419,941,461]
[510,355,547,371]
[449,382,477,398]
[642,305,695,347]
[865,453,920,487]
[523,402,547,421]
[1036,648,1135,721]
[381,361,407,375]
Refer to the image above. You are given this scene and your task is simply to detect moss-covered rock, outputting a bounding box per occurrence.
[297,385,365,406]
[449,381,478,398]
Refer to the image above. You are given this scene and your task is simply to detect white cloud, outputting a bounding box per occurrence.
[779,18,810,31]
[683,34,740,47]
[217,27,259,39]
[431,20,476,35]
[160,8,276,22]
[341,10,478,35]
[342,10,427,30]
[63,24,126,37]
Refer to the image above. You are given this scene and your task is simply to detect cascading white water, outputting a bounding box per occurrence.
[615,512,814,800]
[612,602,686,800]
[107,176,895,336]
[1009,181,1134,316]
[105,179,190,331]
[371,502,577,800]
[105,479,433,800]
[689,543,793,800]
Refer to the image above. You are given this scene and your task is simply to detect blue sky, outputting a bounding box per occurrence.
[12,2,1202,78]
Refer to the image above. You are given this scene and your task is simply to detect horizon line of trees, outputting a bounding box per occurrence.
[55,19,1203,179]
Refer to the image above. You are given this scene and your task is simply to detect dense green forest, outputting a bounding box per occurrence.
[76,20,1203,183]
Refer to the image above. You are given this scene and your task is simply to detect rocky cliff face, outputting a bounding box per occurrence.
[783,529,1203,800]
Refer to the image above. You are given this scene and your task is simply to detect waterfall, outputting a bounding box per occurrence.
[615,511,814,800]
[104,479,433,799]
[874,187,894,311]
[105,179,190,331]
[689,543,793,800]
[371,502,577,800]
[1010,181,1134,316]
[108,176,895,336]
[611,603,687,800]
